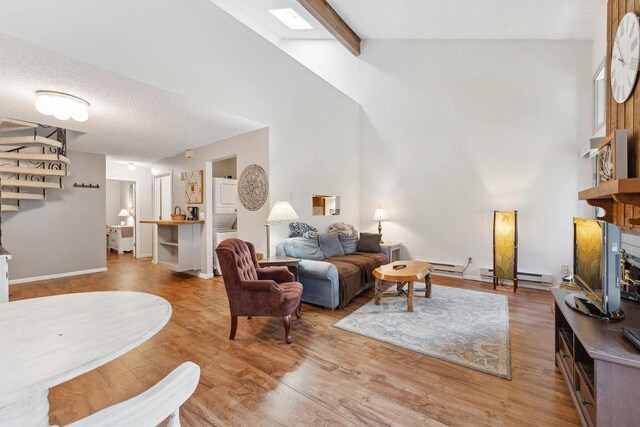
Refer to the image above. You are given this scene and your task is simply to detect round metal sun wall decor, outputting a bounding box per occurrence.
[238,164,268,211]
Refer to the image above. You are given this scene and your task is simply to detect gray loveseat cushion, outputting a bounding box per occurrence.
[319,233,345,258]
[281,237,325,261]
[298,259,339,281]
[338,234,358,254]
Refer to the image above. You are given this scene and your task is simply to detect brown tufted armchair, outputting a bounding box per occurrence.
[215,238,303,344]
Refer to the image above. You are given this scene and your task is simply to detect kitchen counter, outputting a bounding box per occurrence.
[144,221,203,272]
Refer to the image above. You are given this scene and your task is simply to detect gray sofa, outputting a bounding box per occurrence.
[275,234,387,309]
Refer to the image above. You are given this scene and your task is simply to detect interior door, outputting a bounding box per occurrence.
[154,174,172,220]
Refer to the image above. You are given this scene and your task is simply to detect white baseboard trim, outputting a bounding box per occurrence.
[9,267,108,285]
[136,253,153,259]
[184,270,213,279]
[431,272,551,291]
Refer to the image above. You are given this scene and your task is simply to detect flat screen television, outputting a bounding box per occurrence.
[570,218,624,320]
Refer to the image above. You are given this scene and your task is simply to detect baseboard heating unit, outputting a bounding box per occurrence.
[480,268,553,287]
[429,262,465,275]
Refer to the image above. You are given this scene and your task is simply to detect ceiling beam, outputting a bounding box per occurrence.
[297,0,361,56]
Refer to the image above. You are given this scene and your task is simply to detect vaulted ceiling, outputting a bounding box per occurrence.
[212,0,606,42]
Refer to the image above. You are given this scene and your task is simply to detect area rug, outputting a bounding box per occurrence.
[334,284,511,379]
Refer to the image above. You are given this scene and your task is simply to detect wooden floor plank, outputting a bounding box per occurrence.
[8,253,580,426]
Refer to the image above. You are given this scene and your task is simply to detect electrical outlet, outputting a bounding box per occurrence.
[468,257,472,264]
[289,192,295,200]
[561,265,569,275]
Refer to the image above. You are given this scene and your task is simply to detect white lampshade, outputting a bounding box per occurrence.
[267,201,298,223]
[118,209,130,217]
[372,206,389,222]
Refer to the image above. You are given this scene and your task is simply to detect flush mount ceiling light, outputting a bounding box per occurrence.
[128,162,136,171]
[269,8,313,30]
[35,91,90,122]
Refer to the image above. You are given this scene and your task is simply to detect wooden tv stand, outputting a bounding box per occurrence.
[552,288,640,426]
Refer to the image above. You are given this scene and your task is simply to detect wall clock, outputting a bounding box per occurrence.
[612,12,640,104]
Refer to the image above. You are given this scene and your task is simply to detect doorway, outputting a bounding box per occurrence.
[106,179,137,257]
[153,173,172,220]
[208,156,238,276]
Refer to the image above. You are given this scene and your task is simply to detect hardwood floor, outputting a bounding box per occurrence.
[9,252,580,426]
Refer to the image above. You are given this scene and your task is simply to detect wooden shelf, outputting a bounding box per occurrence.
[578,178,640,200]
[159,241,179,247]
[578,178,640,224]
[157,261,179,271]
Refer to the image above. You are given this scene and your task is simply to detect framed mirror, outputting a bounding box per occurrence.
[312,195,340,216]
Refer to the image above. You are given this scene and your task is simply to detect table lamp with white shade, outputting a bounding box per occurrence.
[266,201,298,258]
[372,206,389,242]
[118,209,130,226]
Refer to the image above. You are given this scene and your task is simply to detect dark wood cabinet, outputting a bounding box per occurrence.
[553,288,640,426]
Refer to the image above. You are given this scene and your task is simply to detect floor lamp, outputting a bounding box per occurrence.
[493,210,518,293]
[266,201,298,258]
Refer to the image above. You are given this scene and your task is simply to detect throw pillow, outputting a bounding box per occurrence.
[318,233,345,258]
[289,222,318,238]
[338,234,358,254]
[357,232,381,253]
[282,237,324,261]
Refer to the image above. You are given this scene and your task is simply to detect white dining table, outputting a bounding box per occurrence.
[0,291,172,427]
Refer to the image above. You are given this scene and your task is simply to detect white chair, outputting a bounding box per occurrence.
[66,361,200,427]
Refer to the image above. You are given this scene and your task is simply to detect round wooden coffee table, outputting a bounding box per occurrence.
[373,260,432,312]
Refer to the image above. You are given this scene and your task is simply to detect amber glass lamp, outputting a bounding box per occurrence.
[493,210,518,293]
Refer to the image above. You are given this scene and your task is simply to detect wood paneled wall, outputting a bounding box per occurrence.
[607,0,640,230]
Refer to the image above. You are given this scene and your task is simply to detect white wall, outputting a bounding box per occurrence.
[4,151,106,281]
[358,40,592,281]
[152,128,268,276]
[106,162,153,258]
[105,179,122,226]
[576,10,608,220]
[212,157,237,179]
[0,0,362,256]
[280,39,361,103]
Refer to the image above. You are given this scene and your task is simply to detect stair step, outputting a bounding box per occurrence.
[0,152,70,164]
[0,192,44,200]
[0,136,62,149]
[0,117,37,132]
[1,205,19,212]
[0,179,63,189]
[0,165,69,177]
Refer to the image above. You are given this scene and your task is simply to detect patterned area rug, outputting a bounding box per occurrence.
[334,284,511,379]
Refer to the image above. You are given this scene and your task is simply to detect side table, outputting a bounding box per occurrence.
[258,255,302,281]
[380,242,403,262]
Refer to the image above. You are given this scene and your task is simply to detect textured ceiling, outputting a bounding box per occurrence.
[0,35,264,163]
[214,0,606,41]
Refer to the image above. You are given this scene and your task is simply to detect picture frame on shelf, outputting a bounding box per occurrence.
[597,129,628,184]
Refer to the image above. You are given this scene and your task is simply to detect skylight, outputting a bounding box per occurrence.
[268,8,313,30]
